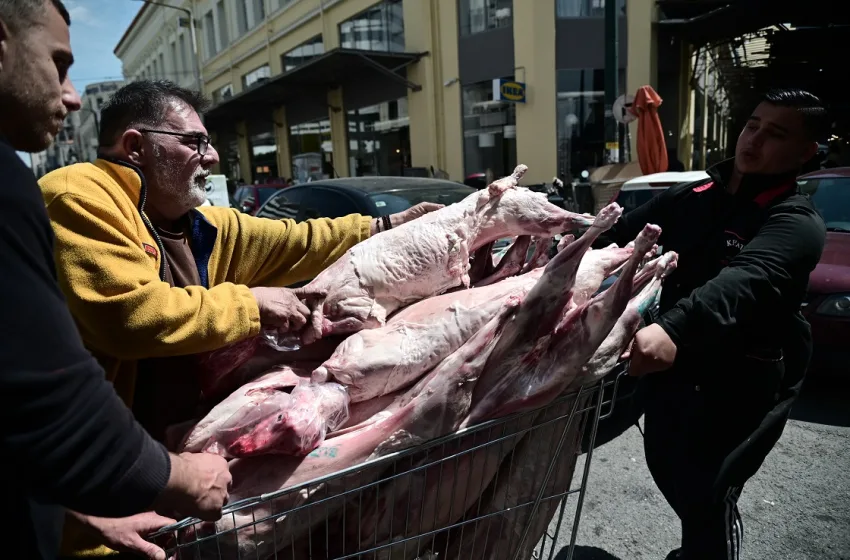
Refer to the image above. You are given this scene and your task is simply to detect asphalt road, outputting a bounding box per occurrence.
[540,378,850,560]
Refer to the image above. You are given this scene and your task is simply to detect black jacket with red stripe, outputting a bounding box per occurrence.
[605,158,826,376]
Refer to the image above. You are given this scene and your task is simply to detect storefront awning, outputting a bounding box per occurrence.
[204,48,427,127]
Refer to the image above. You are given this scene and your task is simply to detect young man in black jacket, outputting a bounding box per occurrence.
[608,89,827,559]
[0,1,231,558]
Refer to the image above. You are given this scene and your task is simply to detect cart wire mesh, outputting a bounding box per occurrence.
[148,366,631,560]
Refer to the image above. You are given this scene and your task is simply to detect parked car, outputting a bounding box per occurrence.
[232,184,287,215]
[255,176,475,222]
[611,170,710,214]
[796,167,850,376]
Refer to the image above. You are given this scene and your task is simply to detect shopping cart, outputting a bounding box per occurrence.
[148,364,632,560]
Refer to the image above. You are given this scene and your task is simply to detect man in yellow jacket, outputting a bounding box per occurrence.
[39,80,439,559]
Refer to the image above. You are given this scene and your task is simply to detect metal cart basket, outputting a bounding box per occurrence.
[148,366,631,560]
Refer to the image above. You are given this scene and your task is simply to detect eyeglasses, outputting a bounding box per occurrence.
[138,128,211,156]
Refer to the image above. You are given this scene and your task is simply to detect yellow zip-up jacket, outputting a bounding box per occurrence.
[39,158,372,557]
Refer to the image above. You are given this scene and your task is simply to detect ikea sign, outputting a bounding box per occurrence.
[492,79,526,103]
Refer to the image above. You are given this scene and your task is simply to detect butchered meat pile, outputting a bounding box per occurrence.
[172,165,679,560]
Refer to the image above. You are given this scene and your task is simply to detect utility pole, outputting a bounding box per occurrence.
[604,0,619,164]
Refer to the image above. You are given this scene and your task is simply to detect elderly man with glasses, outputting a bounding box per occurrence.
[38,80,439,559]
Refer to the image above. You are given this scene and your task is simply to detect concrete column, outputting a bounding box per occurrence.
[513,0,557,185]
[273,106,292,180]
[328,87,350,177]
[626,0,659,162]
[235,120,253,184]
[403,0,463,181]
[677,43,695,171]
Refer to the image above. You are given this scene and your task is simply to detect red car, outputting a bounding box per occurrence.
[797,168,850,376]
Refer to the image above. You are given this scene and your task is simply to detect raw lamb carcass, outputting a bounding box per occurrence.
[190,301,520,559]
[463,212,662,426]
[312,268,545,403]
[312,241,632,404]
[180,367,349,458]
[301,165,594,344]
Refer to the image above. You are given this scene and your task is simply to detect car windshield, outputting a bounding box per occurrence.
[614,188,665,214]
[369,187,474,216]
[798,177,850,232]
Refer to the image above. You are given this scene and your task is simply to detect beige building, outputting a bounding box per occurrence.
[115,0,729,187]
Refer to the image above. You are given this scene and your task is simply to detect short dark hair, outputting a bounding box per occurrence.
[0,0,70,32]
[760,88,830,141]
[98,80,210,146]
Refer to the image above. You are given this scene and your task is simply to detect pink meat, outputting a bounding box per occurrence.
[194,334,344,402]
[579,251,678,384]
[192,301,520,559]
[473,235,532,287]
[463,217,662,426]
[180,367,349,458]
[312,268,545,403]
[301,165,594,344]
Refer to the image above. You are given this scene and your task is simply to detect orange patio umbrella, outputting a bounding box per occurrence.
[630,85,668,175]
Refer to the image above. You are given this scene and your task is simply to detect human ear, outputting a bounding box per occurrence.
[121,130,146,166]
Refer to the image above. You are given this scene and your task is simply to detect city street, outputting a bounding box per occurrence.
[548,379,850,560]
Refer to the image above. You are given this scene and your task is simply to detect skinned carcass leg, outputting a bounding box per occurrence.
[520,236,553,274]
[473,236,532,287]
[463,222,661,427]
[464,203,623,423]
[579,251,678,384]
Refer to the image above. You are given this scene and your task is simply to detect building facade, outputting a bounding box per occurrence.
[75,80,125,164]
[115,0,723,187]
[28,112,81,179]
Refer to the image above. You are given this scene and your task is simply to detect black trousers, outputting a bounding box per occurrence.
[642,353,799,560]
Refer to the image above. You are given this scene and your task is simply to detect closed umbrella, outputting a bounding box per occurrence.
[630,85,668,175]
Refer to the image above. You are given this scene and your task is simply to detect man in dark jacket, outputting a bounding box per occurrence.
[607,89,827,559]
[0,1,232,558]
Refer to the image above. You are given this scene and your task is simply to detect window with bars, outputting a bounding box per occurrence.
[281,35,325,71]
[459,0,512,36]
[339,0,404,53]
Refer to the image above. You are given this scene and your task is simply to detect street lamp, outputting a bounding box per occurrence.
[130,0,202,93]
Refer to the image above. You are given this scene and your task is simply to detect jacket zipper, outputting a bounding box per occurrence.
[137,179,167,281]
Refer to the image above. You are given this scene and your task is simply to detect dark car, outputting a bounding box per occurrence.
[255,177,476,222]
[797,168,850,376]
[232,184,287,215]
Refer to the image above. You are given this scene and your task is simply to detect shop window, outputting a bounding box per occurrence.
[242,64,271,89]
[249,125,278,183]
[459,0,512,37]
[347,98,410,177]
[556,0,625,18]
[556,68,625,181]
[282,35,325,71]
[222,137,242,184]
[339,0,404,53]
[290,119,334,183]
[461,79,517,180]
